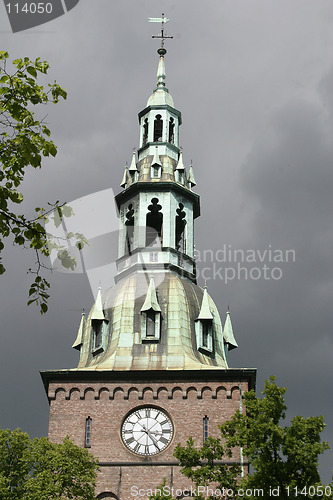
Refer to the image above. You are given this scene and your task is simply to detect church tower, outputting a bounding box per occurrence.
[41,17,256,499]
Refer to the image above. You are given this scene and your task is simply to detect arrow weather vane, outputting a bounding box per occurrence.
[148,13,173,49]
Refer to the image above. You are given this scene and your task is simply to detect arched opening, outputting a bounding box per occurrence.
[153,114,163,142]
[169,117,175,144]
[175,203,186,253]
[146,198,163,248]
[96,493,119,500]
[142,118,148,146]
[125,204,134,255]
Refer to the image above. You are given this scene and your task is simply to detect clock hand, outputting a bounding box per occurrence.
[146,429,160,449]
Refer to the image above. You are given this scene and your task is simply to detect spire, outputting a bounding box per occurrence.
[128,151,138,172]
[72,310,86,350]
[120,165,129,188]
[91,287,106,320]
[197,286,213,320]
[176,151,185,171]
[188,161,196,188]
[223,309,238,350]
[156,48,166,89]
[141,276,161,312]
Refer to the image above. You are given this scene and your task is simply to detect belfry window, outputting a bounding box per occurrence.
[153,114,163,142]
[169,117,175,144]
[85,417,92,447]
[142,118,148,146]
[146,198,163,248]
[175,203,186,253]
[125,204,134,255]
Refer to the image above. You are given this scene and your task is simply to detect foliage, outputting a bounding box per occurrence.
[173,377,331,500]
[0,428,99,499]
[0,52,86,313]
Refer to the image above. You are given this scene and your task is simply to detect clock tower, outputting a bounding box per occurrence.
[41,18,256,499]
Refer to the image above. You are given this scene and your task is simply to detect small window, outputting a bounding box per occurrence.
[152,165,161,178]
[203,415,209,443]
[195,319,213,353]
[141,309,161,342]
[93,320,103,349]
[92,319,108,354]
[149,252,158,262]
[146,309,156,337]
[85,417,92,447]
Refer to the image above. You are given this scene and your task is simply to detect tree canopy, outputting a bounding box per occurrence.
[0,52,85,313]
[0,428,99,499]
[173,377,331,500]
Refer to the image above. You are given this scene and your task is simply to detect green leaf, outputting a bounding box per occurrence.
[40,303,48,314]
[27,66,37,78]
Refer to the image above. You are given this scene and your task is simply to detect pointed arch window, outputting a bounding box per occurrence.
[125,203,134,255]
[175,203,186,253]
[142,118,148,146]
[146,198,163,248]
[154,114,163,142]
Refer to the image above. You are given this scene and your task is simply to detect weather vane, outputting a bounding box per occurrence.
[148,13,173,49]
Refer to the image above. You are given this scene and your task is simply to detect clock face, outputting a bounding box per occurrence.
[121,407,173,456]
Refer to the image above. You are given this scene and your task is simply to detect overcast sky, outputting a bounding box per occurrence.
[0,0,332,482]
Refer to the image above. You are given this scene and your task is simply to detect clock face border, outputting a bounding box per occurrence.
[121,406,174,457]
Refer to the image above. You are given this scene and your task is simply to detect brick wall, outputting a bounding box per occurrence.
[44,373,254,499]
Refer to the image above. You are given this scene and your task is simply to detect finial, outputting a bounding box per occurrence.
[149,13,173,51]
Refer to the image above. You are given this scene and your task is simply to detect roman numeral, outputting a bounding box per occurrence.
[125,437,135,445]
[159,436,169,445]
